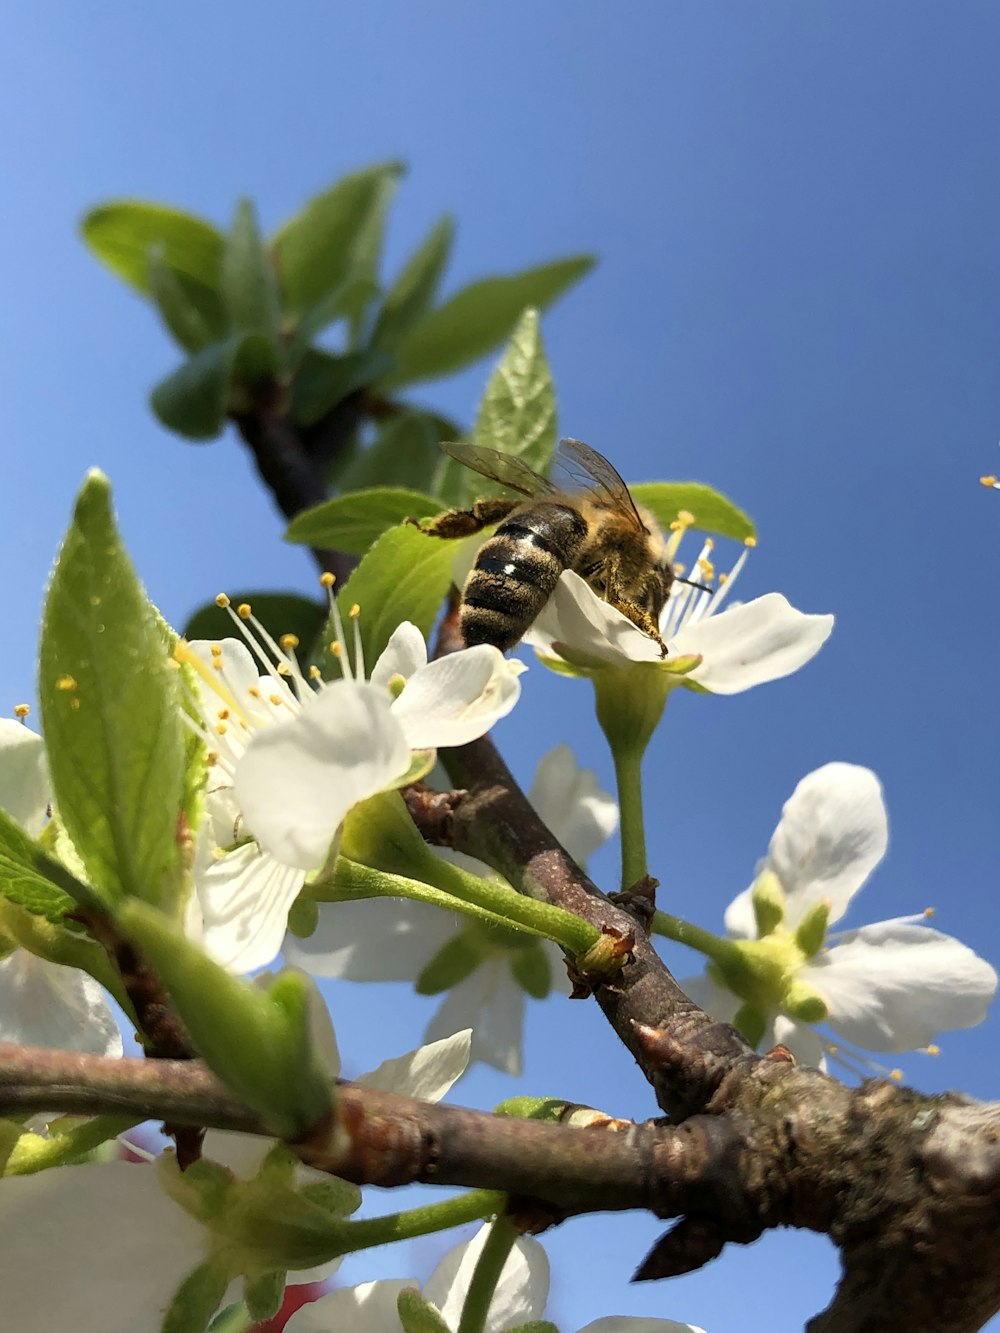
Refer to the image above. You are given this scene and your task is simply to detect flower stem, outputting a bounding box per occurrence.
[651,910,734,965]
[324,1189,503,1259]
[5,1114,141,1175]
[457,1213,519,1333]
[611,738,648,893]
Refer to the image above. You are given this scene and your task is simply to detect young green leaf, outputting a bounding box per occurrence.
[468,308,556,492]
[38,472,187,912]
[629,481,756,542]
[371,214,455,351]
[148,249,229,353]
[222,199,282,344]
[290,347,395,426]
[335,412,446,494]
[286,276,379,367]
[119,900,333,1139]
[81,200,224,296]
[272,162,404,317]
[317,524,456,678]
[150,339,238,441]
[380,253,594,388]
[0,804,102,918]
[285,487,439,554]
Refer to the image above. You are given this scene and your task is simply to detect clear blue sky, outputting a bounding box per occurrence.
[2,4,999,1330]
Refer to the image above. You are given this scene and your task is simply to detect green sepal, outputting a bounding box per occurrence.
[510,943,552,999]
[287,894,319,939]
[416,931,485,995]
[291,347,394,426]
[783,979,829,1024]
[316,526,456,680]
[148,247,229,353]
[397,1289,452,1333]
[468,307,556,492]
[38,471,186,913]
[492,1096,567,1121]
[81,200,224,297]
[751,870,786,938]
[732,1002,767,1049]
[381,254,594,388]
[243,1272,286,1324]
[592,663,672,758]
[508,1324,560,1333]
[163,1260,232,1333]
[371,214,455,351]
[629,482,756,542]
[794,898,831,958]
[285,487,440,555]
[272,162,404,317]
[119,900,333,1139]
[151,339,238,441]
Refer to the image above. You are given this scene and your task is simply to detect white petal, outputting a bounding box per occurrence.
[0,720,49,834]
[0,953,122,1056]
[196,842,305,974]
[391,646,525,748]
[807,920,998,1052]
[672,594,833,694]
[766,763,888,928]
[284,1281,414,1333]
[767,1013,827,1070]
[424,961,526,1075]
[370,621,428,689]
[235,681,411,869]
[527,571,658,665]
[284,897,457,981]
[357,1030,471,1102]
[424,1225,550,1331]
[578,1318,708,1333]
[529,743,618,864]
[0,1161,207,1333]
[722,883,758,940]
[676,971,742,1023]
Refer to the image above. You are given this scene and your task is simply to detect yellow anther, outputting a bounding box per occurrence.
[330,642,343,657]
[70,697,81,711]
[320,572,336,588]
[55,675,78,692]
[309,665,321,679]
[923,907,935,919]
[926,1044,940,1056]
[206,752,219,767]
[744,536,758,549]
[248,685,261,698]
[269,694,282,706]
[280,634,300,650]
[697,558,715,579]
[216,708,230,721]
[718,572,729,586]
[349,603,361,618]
[13,704,29,718]
[276,662,291,676]
[890,1068,903,1082]
[980,475,998,488]
[215,594,231,608]
[212,659,224,671]
[216,723,228,735]
[210,644,223,658]
[237,603,252,620]
[676,509,695,526]
[704,537,715,551]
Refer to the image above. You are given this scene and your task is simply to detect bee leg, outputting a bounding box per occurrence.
[409,497,518,539]
[604,561,670,657]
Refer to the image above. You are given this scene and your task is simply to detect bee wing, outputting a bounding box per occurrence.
[440,442,560,498]
[553,438,646,529]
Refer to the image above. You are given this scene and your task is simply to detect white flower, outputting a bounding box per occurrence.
[0,718,121,1057]
[181,605,524,973]
[284,744,618,1075]
[284,1223,704,1333]
[680,763,998,1072]
[525,537,833,694]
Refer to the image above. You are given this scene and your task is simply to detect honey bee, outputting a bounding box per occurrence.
[421,438,673,656]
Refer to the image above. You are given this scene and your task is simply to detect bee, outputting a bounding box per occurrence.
[421,437,673,656]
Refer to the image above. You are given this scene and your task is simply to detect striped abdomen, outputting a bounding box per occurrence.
[460,502,588,651]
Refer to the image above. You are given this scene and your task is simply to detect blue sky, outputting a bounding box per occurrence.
[3,4,1000,1330]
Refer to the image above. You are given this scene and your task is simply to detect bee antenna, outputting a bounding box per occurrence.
[674,575,714,596]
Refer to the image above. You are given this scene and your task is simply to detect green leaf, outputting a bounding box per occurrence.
[381,253,594,388]
[337,413,447,494]
[371,214,454,350]
[397,1289,451,1333]
[320,524,457,678]
[272,162,404,317]
[38,472,187,911]
[629,482,756,542]
[81,201,224,296]
[286,487,439,555]
[150,339,237,441]
[468,307,556,492]
[0,805,100,918]
[291,347,395,427]
[120,900,333,1138]
[287,276,379,367]
[222,199,282,343]
[148,249,229,353]
[183,592,326,649]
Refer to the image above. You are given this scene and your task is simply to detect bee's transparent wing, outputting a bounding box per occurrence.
[553,438,646,528]
[439,442,560,498]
